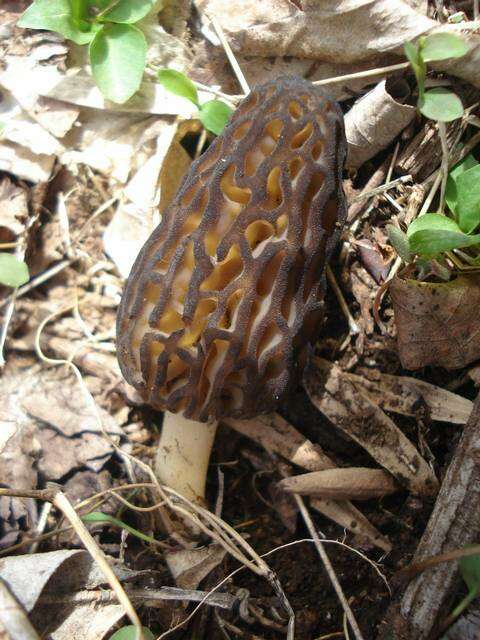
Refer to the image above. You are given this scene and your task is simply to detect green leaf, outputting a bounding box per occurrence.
[199,100,234,135]
[445,153,478,215]
[100,0,158,24]
[422,33,469,61]
[408,213,480,254]
[405,40,426,100]
[0,254,29,288]
[109,625,155,640]
[89,23,146,103]
[386,225,411,263]
[458,554,480,596]
[455,165,480,234]
[407,213,461,238]
[157,69,198,105]
[419,88,464,122]
[18,0,95,45]
[81,511,159,545]
[404,41,420,67]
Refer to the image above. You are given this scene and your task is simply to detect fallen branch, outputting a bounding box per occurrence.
[377,393,480,640]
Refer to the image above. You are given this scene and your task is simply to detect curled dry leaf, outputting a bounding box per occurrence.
[345,78,416,170]
[390,275,480,370]
[0,549,145,640]
[0,578,41,640]
[279,467,399,501]
[305,357,439,496]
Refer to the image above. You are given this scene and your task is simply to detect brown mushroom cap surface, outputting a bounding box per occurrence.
[117,75,347,421]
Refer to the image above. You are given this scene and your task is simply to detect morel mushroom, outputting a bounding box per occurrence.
[117,76,347,502]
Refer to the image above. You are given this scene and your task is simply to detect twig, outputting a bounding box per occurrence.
[207,14,250,95]
[326,265,360,335]
[53,491,145,640]
[193,80,242,106]
[312,62,410,87]
[0,289,18,367]
[293,494,365,640]
[348,175,412,204]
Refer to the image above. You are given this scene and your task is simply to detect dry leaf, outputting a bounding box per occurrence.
[0,141,54,183]
[349,366,473,424]
[165,544,227,589]
[305,358,439,495]
[104,123,191,278]
[280,467,399,500]
[0,550,143,640]
[390,275,480,370]
[310,498,392,552]
[314,358,473,425]
[345,78,416,169]
[23,374,121,479]
[0,179,29,241]
[0,579,40,640]
[195,0,433,62]
[224,413,391,551]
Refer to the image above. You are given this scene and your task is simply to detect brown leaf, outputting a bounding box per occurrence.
[305,358,439,496]
[279,467,399,500]
[390,275,480,370]
[195,0,433,62]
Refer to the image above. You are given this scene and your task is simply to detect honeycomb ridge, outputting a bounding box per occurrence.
[117,75,347,421]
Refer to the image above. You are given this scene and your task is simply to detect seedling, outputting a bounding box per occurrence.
[388,153,480,269]
[0,253,29,288]
[157,69,234,135]
[404,32,468,122]
[18,0,159,103]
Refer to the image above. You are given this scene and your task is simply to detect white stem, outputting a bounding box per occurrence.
[155,411,217,502]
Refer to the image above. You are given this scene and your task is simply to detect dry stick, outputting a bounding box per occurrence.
[326,265,360,335]
[397,544,480,582]
[193,80,242,106]
[293,493,366,640]
[312,62,410,87]
[377,393,480,640]
[207,14,250,95]
[53,491,145,640]
[349,175,412,205]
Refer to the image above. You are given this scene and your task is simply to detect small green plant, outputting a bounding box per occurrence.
[388,154,480,264]
[0,253,29,288]
[404,32,469,122]
[109,625,155,640]
[18,0,160,103]
[157,69,234,135]
[81,511,160,545]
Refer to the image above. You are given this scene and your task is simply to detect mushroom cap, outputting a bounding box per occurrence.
[117,75,346,422]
